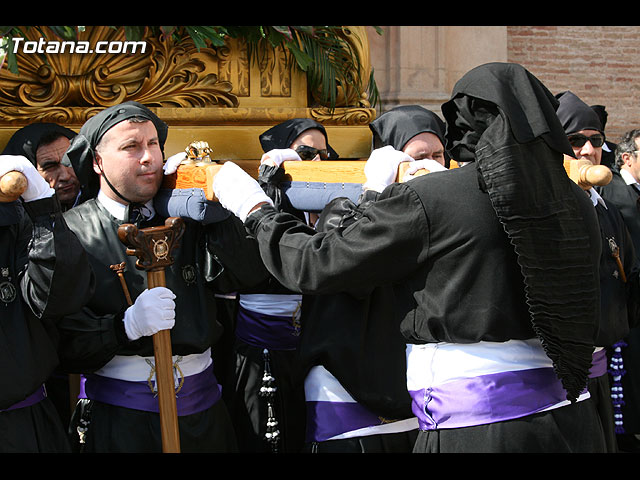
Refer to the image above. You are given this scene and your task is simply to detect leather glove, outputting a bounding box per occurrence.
[212,161,274,222]
[363,146,414,193]
[260,148,302,167]
[163,152,187,176]
[0,155,54,201]
[401,159,447,181]
[123,287,176,341]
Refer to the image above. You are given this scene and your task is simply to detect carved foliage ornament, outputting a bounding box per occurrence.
[0,26,238,109]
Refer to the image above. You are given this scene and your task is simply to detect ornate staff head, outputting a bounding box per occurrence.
[118,217,185,271]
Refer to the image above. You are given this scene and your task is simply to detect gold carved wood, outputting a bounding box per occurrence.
[0,26,375,161]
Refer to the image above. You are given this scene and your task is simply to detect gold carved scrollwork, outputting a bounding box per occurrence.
[0,26,238,112]
[310,107,375,125]
[0,26,376,158]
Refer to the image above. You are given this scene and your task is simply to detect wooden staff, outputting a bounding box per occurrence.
[0,171,28,202]
[110,262,133,306]
[117,217,185,453]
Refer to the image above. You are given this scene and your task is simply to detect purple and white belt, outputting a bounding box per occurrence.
[304,365,419,443]
[1,384,47,412]
[406,339,590,431]
[236,293,302,350]
[83,349,221,416]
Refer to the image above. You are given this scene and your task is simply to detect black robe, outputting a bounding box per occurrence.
[245,163,606,452]
[0,195,94,452]
[598,170,640,435]
[58,197,269,452]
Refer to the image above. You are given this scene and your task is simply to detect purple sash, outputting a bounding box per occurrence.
[84,363,221,416]
[235,305,300,351]
[305,400,384,443]
[589,349,608,378]
[410,367,577,431]
[1,384,47,412]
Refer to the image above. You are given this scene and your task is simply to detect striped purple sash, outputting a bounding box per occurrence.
[306,400,384,443]
[410,367,579,431]
[83,363,221,416]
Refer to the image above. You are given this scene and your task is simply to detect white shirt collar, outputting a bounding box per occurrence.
[97,190,155,221]
[588,187,607,209]
[619,168,639,187]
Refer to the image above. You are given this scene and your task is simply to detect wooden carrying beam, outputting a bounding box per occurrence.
[0,171,27,202]
[564,158,612,190]
[161,160,429,201]
[161,158,613,203]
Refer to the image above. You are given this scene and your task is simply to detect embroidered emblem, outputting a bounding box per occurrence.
[182,265,197,286]
[0,267,16,304]
[145,356,185,397]
[152,236,169,261]
[0,280,16,304]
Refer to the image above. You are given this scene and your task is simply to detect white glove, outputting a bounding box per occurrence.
[401,159,447,181]
[260,148,302,167]
[212,161,274,222]
[363,146,414,193]
[163,152,187,175]
[0,155,54,201]
[123,287,176,341]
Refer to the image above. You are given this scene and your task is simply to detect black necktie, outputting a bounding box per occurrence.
[127,203,154,227]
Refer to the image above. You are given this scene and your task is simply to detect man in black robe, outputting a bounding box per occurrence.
[285,106,449,453]
[369,104,449,168]
[3,123,83,429]
[556,91,640,453]
[229,118,335,453]
[2,123,80,210]
[596,127,640,452]
[57,101,270,452]
[0,155,94,452]
[211,63,606,452]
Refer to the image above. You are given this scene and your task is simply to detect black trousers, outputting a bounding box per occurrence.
[73,398,237,453]
[0,397,71,453]
[413,399,607,453]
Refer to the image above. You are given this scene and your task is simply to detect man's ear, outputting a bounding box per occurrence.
[92,153,102,175]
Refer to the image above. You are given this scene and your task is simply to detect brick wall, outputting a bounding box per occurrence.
[508,26,640,146]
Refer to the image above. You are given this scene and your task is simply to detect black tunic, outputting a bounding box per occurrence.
[598,171,640,435]
[58,197,269,452]
[246,164,598,344]
[0,195,94,452]
[245,163,606,452]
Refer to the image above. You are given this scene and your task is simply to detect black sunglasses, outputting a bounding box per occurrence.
[295,145,329,160]
[568,133,605,148]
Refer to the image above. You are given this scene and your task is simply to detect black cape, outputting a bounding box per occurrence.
[441,62,600,402]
